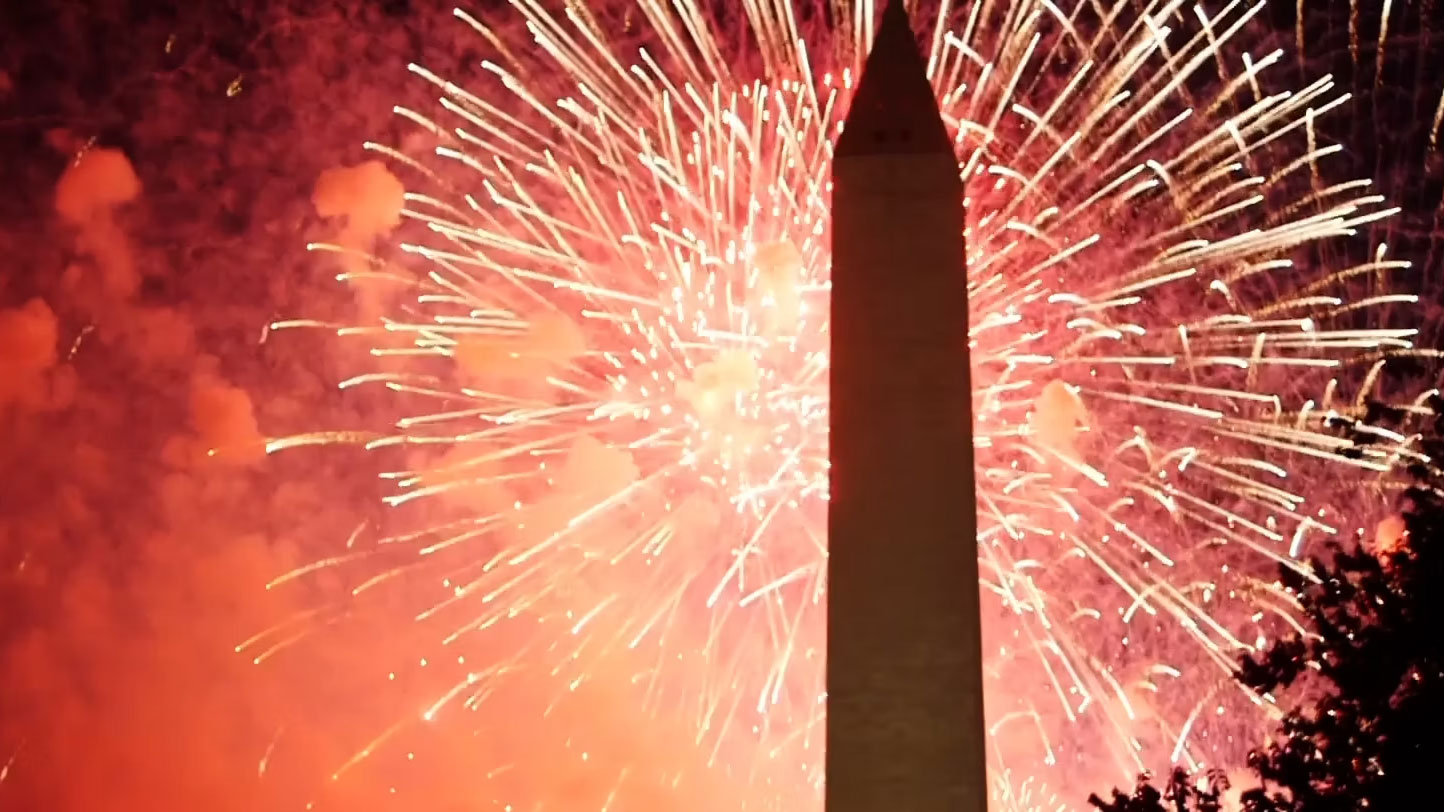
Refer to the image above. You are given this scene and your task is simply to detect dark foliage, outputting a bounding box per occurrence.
[1088,768,1230,812]
[1094,396,1444,810]
[1230,398,1444,811]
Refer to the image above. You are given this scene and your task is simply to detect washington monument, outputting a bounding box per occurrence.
[825,0,988,809]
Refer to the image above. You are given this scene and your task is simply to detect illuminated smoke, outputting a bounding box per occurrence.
[267,1,1433,808]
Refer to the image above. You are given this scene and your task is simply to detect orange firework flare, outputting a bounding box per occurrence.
[261,0,1435,808]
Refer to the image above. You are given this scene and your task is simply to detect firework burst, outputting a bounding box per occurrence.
[261,0,1433,807]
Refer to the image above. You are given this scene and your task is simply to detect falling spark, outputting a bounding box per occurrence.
[265,0,1432,807]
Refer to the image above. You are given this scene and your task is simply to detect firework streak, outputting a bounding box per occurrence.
[261,0,1435,808]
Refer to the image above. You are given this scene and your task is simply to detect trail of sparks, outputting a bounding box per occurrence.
[263,0,1433,807]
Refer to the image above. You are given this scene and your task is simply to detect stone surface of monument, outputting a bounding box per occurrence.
[825,0,988,809]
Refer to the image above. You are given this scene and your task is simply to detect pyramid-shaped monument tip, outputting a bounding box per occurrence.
[835,0,953,158]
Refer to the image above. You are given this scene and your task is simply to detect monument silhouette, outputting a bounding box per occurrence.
[826,0,988,809]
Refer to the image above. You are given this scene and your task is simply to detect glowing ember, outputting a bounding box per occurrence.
[263,0,1432,808]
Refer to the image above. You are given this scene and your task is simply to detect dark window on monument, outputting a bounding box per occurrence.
[872,129,912,144]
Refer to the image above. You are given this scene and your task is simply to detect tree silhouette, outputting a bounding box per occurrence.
[1087,771,1165,812]
[1088,768,1230,812]
[1228,394,1444,811]
[1092,393,1444,810]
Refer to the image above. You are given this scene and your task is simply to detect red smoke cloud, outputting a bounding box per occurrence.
[0,7,737,805]
[5,3,1436,810]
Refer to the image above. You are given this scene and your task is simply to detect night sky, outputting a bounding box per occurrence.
[1,1,1442,810]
